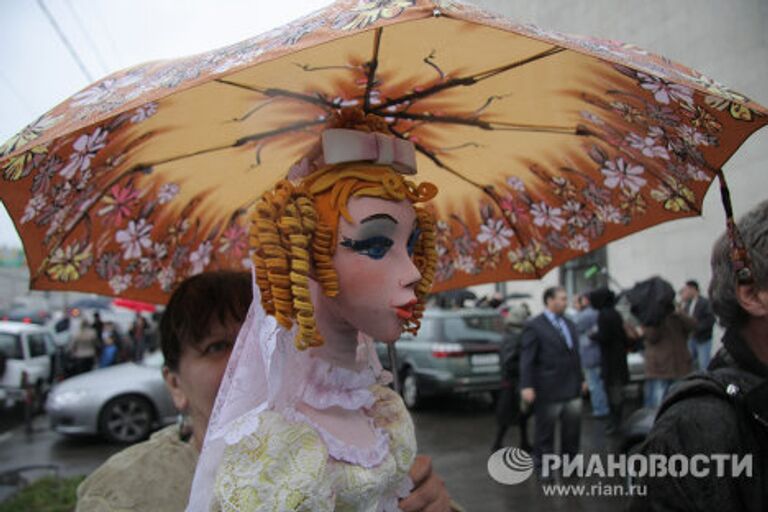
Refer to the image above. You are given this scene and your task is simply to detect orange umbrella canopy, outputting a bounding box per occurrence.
[1,0,766,303]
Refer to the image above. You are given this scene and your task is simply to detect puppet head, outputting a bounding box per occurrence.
[251,110,438,350]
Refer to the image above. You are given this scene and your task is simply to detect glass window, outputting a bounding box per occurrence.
[443,315,504,343]
[0,333,23,359]
[28,334,48,357]
[415,318,438,341]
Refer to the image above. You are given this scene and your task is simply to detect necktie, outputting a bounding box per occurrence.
[551,315,573,349]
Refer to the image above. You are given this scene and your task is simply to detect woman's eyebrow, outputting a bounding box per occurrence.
[360,213,398,224]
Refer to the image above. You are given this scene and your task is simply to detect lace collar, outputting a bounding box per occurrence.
[287,356,391,467]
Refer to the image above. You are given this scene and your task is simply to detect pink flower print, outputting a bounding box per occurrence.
[189,241,213,274]
[477,218,514,253]
[676,125,712,147]
[568,235,590,253]
[637,73,694,107]
[531,202,565,231]
[109,274,132,294]
[98,184,139,225]
[455,254,478,274]
[116,219,153,260]
[21,194,46,224]
[626,132,670,160]
[157,183,180,205]
[506,176,525,191]
[579,110,605,126]
[601,158,647,194]
[158,267,176,292]
[60,127,108,179]
[72,73,142,107]
[219,224,248,259]
[130,102,158,123]
[596,204,623,224]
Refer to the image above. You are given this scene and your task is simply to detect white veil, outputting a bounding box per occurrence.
[186,270,312,511]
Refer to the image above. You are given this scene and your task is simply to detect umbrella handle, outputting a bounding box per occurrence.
[387,343,400,394]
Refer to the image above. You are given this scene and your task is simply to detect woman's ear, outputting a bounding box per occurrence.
[162,366,189,412]
[735,284,768,319]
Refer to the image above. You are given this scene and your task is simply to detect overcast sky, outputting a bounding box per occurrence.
[0,0,334,248]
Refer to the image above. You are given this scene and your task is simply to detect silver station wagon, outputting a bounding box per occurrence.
[378,308,506,409]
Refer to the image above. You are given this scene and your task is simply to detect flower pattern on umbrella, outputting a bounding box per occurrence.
[1,0,766,302]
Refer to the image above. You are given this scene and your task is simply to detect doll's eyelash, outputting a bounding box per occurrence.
[340,236,394,260]
[407,227,421,256]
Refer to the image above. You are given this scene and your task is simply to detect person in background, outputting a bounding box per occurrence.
[629,199,768,512]
[67,321,98,375]
[588,288,629,434]
[97,325,119,368]
[520,286,585,476]
[130,313,149,362]
[573,293,609,419]
[642,302,695,409]
[492,304,532,452]
[92,312,104,344]
[679,279,716,370]
[77,271,455,512]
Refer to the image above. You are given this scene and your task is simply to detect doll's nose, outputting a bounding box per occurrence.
[398,256,422,288]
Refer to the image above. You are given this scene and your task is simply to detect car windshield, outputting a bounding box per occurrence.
[0,333,23,359]
[442,315,504,343]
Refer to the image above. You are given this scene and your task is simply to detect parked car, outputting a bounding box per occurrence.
[0,321,57,407]
[2,307,51,326]
[377,307,507,409]
[46,350,176,443]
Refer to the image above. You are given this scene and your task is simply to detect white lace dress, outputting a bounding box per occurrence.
[213,358,416,511]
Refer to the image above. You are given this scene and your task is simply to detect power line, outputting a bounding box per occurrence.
[64,0,111,75]
[36,0,94,82]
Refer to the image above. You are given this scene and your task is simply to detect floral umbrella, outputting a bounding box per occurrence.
[1,0,765,303]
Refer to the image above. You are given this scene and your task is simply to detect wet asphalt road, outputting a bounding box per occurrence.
[0,394,637,510]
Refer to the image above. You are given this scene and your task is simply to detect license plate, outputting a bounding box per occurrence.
[471,353,499,366]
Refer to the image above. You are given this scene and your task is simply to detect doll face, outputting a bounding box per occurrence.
[330,196,422,343]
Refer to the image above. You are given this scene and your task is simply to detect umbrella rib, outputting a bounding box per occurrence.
[32,119,326,282]
[214,79,337,109]
[372,46,566,112]
[387,126,532,263]
[363,28,383,112]
[384,111,580,135]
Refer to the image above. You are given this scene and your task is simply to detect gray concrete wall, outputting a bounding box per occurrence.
[467,0,768,312]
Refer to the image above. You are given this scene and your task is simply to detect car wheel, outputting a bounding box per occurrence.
[99,395,154,444]
[401,368,421,410]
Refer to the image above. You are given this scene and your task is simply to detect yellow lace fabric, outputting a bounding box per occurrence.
[214,385,415,511]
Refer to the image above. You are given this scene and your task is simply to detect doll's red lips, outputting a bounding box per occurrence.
[394,299,417,320]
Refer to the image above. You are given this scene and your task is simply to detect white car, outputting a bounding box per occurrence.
[0,321,57,406]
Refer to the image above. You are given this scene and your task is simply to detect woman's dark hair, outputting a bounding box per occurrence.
[160,271,252,371]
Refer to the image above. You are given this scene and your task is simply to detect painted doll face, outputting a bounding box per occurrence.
[329,196,422,343]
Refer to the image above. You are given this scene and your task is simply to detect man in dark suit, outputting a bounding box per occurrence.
[680,279,716,370]
[520,286,585,475]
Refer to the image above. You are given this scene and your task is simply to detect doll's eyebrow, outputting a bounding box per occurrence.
[361,213,398,224]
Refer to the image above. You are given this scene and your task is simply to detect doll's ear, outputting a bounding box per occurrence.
[163,366,189,412]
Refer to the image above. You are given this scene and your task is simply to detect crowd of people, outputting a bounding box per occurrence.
[63,312,155,377]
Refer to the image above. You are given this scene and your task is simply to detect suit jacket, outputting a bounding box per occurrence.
[686,296,715,342]
[519,312,583,403]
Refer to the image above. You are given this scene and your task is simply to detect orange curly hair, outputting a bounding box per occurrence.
[251,162,438,350]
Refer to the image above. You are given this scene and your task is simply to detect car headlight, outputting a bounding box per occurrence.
[47,389,90,408]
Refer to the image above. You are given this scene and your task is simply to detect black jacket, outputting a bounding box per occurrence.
[685,296,716,342]
[629,328,768,512]
[519,313,582,403]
